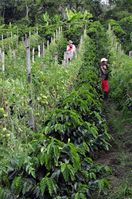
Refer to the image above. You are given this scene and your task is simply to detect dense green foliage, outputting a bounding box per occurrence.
[108,27,132,112]
[0,26,111,198]
[108,16,132,53]
[0,0,131,52]
[0,0,102,23]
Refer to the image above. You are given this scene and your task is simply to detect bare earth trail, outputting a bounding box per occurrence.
[97,101,132,199]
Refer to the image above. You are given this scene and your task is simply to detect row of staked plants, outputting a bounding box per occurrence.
[0,30,63,141]
[0,27,92,198]
[0,29,85,147]
[107,27,132,113]
[0,32,111,198]
[0,9,95,146]
[0,9,93,169]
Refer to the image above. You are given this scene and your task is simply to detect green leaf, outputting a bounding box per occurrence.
[74,192,87,199]
[68,143,81,171]
[40,177,47,195]
[97,178,109,193]
[47,177,57,196]
[11,176,23,194]
[22,179,34,195]
[40,176,57,196]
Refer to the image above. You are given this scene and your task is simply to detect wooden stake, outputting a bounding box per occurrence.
[54,32,56,39]
[47,40,49,49]
[24,35,35,131]
[0,48,2,70]
[64,52,68,65]
[36,26,39,35]
[60,26,62,32]
[32,48,35,63]
[13,49,16,60]
[59,27,61,35]
[25,36,31,82]
[42,42,45,58]
[2,51,5,72]
[54,53,58,64]
[38,45,41,57]
[108,24,111,31]
[56,29,58,39]
[2,35,4,50]
[16,28,19,48]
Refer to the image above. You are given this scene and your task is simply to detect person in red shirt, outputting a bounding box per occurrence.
[100,58,109,100]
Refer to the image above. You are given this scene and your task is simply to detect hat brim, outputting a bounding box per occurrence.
[101,58,108,62]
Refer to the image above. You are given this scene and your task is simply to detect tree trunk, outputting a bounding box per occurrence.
[26,2,29,21]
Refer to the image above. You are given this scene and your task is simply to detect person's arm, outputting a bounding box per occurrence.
[72,44,76,52]
[66,45,69,51]
[101,66,106,74]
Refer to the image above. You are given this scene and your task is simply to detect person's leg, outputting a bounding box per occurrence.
[102,80,109,100]
[104,91,109,100]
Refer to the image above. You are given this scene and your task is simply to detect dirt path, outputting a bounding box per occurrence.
[98,102,132,199]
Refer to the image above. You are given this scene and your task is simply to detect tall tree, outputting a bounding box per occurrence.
[0,0,103,23]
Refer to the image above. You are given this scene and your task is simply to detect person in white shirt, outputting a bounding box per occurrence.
[66,40,76,61]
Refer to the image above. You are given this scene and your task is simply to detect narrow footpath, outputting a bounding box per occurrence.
[98,101,132,199]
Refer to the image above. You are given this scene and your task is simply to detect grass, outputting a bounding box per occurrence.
[107,182,132,199]
[97,101,132,199]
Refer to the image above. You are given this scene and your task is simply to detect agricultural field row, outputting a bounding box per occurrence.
[0,27,111,198]
[107,27,132,113]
